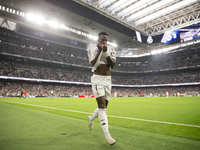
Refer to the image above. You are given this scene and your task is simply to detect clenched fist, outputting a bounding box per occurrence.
[97,43,103,51]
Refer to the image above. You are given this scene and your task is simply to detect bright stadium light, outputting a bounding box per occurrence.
[88,34,93,39]
[112,43,117,47]
[26,13,35,21]
[35,15,45,24]
[92,35,98,41]
[2,8,118,47]
[59,24,66,29]
[47,20,59,28]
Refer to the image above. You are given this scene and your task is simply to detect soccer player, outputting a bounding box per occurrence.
[114,91,117,99]
[24,90,27,99]
[87,31,116,145]
[166,91,169,98]
[51,89,54,99]
[20,89,23,99]
[177,92,180,98]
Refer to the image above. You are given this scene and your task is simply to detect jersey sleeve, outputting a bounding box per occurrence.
[109,47,116,60]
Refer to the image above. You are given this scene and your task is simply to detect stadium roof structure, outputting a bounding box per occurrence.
[0,0,200,57]
[73,0,200,36]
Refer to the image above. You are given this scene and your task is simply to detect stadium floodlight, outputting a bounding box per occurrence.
[88,34,93,39]
[65,27,70,31]
[77,31,81,34]
[47,20,59,28]
[112,43,117,47]
[26,13,35,21]
[59,24,66,29]
[3,7,118,47]
[92,36,98,41]
[35,15,45,24]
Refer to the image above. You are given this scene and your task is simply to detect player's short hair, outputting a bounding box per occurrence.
[98,31,108,37]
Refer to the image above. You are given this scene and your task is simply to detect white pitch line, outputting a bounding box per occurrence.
[1,100,200,128]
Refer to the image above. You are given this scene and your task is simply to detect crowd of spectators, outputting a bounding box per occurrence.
[112,86,200,97]
[0,81,199,97]
[0,42,89,66]
[0,27,200,96]
[0,81,91,97]
[0,59,200,85]
[0,41,200,72]
[115,48,200,71]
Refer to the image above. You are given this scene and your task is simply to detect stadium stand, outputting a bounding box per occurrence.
[0,26,200,97]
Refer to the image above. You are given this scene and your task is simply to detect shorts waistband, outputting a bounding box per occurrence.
[92,74,111,79]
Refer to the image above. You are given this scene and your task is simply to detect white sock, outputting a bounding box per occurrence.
[99,108,110,137]
[91,108,99,121]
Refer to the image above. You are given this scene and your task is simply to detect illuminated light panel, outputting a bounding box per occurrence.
[116,0,142,17]
[47,20,59,28]
[126,0,174,22]
[135,0,197,26]
[26,13,35,21]
[117,0,156,19]
[35,16,46,24]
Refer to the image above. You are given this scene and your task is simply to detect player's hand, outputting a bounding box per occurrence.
[103,46,107,52]
[97,43,103,51]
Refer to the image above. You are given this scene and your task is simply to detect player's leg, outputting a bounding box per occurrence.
[96,96,115,145]
[88,107,98,131]
[88,96,108,131]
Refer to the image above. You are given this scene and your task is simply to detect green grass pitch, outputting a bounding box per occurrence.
[0,97,200,150]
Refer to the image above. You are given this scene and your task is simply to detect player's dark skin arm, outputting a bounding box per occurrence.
[106,56,115,69]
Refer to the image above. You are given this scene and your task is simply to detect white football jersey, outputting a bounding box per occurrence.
[88,45,116,72]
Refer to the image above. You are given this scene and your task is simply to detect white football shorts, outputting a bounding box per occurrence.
[91,75,111,100]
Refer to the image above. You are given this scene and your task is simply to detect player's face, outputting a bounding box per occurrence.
[98,35,108,45]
